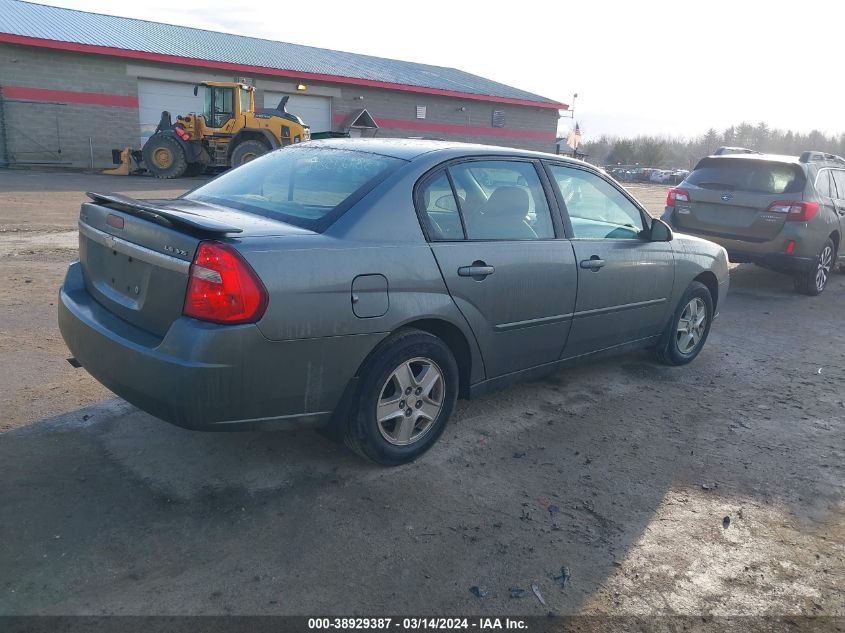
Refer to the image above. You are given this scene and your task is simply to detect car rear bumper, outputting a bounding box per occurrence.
[662,210,818,273]
[725,251,816,272]
[59,262,382,431]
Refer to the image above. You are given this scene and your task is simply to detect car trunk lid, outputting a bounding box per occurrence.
[77,193,311,337]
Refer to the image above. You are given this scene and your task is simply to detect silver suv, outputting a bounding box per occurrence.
[662,151,845,295]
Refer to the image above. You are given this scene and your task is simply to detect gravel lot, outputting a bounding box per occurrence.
[0,169,842,619]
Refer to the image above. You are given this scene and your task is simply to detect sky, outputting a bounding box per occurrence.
[28,0,845,141]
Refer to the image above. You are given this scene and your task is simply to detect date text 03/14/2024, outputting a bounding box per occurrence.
[307,618,528,630]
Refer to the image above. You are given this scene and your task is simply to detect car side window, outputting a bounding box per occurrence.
[547,164,645,239]
[447,161,554,241]
[418,171,465,241]
[831,170,845,201]
[815,170,833,199]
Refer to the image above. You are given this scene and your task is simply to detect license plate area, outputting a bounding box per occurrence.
[104,250,147,300]
[87,246,153,311]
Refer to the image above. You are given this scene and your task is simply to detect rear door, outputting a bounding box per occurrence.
[827,169,845,232]
[417,159,577,378]
[814,168,840,229]
[545,162,675,358]
[672,157,806,241]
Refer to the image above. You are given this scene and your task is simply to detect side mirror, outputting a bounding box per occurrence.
[650,218,673,242]
[193,85,199,96]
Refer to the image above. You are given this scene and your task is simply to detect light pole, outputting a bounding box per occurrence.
[569,93,579,158]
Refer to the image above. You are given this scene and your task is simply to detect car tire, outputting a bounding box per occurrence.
[653,281,714,366]
[794,238,835,296]
[344,329,459,466]
[230,140,270,168]
[142,133,188,179]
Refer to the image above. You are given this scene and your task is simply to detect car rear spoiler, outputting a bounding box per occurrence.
[85,192,243,235]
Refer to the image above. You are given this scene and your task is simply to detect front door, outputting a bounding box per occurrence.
[418,160,577,378]
[545,163,675,358]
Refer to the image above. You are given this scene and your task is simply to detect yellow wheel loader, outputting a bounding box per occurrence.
[139,82,310,179]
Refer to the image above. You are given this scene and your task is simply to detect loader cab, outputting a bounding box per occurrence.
[196,82,253,130]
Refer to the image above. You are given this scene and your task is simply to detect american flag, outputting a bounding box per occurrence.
[567,122,582,150]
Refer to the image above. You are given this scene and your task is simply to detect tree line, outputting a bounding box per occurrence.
[580,123,845,169]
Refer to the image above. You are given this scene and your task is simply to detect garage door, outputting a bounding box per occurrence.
[138,79,203,145]
[264,92,332,134]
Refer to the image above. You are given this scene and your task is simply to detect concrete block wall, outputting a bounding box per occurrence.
[0,43,140,168]
[330,84,561,153]
[0,43,561,168]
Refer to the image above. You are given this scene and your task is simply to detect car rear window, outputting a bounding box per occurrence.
[686,158,805,194]
[185,146,405,231]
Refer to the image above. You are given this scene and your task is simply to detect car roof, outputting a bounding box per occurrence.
[702,152,802,165]
[303,137,595,168]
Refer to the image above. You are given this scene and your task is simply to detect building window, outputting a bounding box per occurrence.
[492,110,505,128]
[416,105,427,119]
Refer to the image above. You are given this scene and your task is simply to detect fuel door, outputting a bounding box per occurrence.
[351,274,389,318]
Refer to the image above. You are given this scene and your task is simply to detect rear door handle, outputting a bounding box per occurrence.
[579,257,606,270]
[458,264,495,279]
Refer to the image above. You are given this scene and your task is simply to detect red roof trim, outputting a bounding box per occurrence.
[333,112,557,141]
[2,85,138,108]
[0,33,568,111]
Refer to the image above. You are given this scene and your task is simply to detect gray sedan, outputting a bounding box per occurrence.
[59,139,729,465]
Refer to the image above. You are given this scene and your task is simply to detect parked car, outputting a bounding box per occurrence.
[59,139,729,465]
[650,169,672,184]
[607,168,627,182]
[670,169,690,185]
[662,150,845,295]
[635,168,653,183]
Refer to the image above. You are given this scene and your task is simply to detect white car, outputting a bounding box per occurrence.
[650,170,671,183]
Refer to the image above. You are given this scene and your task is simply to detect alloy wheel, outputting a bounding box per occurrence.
[816,245,833,292]
[676,297,707,355]
[376,357,444,446]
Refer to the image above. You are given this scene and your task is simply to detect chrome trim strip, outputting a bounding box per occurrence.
[209,411,332,428]
[78,221,191,274]
[494,297,668,331]
[495,312,573,332]
[573,297,666,319]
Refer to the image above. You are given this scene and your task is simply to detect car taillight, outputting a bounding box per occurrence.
[666,188,690,206]
[767,200,819,222]
[183,241,268,324]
